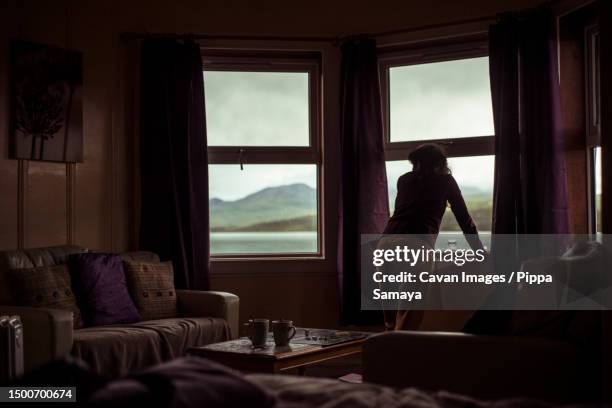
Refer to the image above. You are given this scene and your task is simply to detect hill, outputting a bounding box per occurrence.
[221,215,317,232]
[210,182,492,232]
[210,183,316,231]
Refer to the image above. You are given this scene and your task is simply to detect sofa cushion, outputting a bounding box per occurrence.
[133,318,230,359]
[70,253,141,326]
[0,245,87,304]
[72,318,229,377]
[123,261,177,321]
[6,264,83,328]
[72,325,163,377]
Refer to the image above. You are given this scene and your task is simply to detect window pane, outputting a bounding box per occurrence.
[204,71,309,146]
[209,164,317,254]
[386,155,494,247]
[389,57,494,142]
[594,147,602,233]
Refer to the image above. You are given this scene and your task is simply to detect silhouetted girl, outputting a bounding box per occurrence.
[382,144,483,330]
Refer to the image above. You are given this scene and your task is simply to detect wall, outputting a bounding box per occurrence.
[0,0,544,329]
[0,1,127,252]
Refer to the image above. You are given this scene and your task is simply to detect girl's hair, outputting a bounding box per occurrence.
[408,144,450,175]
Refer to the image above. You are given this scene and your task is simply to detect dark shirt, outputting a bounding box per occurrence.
[384,171,483,250]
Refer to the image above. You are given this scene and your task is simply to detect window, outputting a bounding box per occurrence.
[586,26,601,234]
[592,147,602,233]
[203,54,321,257]
[380,41,495,247]
[205,71,309,147]
[388,57,494,142]
[386,156,494,249]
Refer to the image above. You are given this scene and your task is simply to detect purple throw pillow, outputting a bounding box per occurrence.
[70,253,141,326]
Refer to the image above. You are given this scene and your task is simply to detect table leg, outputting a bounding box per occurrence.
[297,366,306,376]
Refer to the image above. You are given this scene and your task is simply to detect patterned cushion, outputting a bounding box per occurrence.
[6,264,82,328]
[123,261,177,321]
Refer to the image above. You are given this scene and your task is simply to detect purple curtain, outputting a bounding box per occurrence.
[338,39,390,325]
[490,10,569,236]
[465,9,570,334]
[139,40,210,290]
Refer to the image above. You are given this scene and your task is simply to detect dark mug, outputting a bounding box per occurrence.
[244,319,269,348]
[272,320,296,347]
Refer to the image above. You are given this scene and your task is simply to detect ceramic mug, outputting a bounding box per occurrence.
[272,320,296,347]
[244,318,269,348]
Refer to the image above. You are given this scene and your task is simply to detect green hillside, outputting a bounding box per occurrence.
[210,183,316,231]
[439,194,492,231]
[210,183,493,232]
[219,215,317,232]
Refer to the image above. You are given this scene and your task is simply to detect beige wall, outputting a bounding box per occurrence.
[0,0,543,329]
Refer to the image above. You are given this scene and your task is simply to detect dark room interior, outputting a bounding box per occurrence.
[0,0,611,406]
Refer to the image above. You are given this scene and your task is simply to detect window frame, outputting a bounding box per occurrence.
[378,38,495,160]
[202,51,324,260]
[585,23,600,234]
[379,38,496,234]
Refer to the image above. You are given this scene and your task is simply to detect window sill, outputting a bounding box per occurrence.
[211,254,325,262]
[209,254,335,277]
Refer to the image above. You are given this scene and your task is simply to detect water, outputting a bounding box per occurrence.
[211,231,317,255]
[437,231,492,250]
[210,231,492,255]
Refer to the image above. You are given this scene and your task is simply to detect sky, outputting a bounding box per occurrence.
[205,57,495,201]
[209,164,316,201]
[595,146,602,195]
[204,71,309,147]
[389,57,494,141]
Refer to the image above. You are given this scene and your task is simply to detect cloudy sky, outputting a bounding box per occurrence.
[389,57,494,141]
[204,71,309,147]
[205,57,495,202]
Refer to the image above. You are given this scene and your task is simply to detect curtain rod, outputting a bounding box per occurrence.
[120,15,496,43]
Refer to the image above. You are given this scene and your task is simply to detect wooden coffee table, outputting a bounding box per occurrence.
[188,329,371,374]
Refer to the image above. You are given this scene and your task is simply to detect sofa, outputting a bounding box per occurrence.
[363,330,584,401]
[0,245,239,377]
[363,242,612,402]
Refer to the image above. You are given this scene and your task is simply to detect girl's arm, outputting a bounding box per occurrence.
[447,176,484,250]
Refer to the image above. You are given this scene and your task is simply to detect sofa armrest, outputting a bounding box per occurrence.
[363,331,580,401]
[0,306,73,373]
[176,290,239,339]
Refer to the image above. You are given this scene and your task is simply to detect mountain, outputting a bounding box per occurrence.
[226,215,317,232]
[210,182,493,232]
[210,183,316,231]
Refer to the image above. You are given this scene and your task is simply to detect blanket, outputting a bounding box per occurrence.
[247,374,587,408]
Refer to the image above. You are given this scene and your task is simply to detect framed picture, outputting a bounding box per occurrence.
[10,40,83,163]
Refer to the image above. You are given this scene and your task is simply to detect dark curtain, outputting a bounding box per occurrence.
[139,40,210,290]
[465,9,570,333]
[490,10,569,237]
[338,39,390,325]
